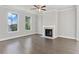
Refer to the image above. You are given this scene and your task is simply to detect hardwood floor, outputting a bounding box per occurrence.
[0,34,79,54]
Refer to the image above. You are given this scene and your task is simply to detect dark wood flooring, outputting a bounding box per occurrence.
[0,34,79,54]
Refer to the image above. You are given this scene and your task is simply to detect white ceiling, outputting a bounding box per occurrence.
[0,5,74,14]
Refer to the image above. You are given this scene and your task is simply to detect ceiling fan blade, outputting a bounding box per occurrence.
[34,5,39,9]
[41,5,46,8]
[41,9,46,11]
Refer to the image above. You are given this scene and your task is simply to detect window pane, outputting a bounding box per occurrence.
[25,16,30,30]
[8,13,18,31]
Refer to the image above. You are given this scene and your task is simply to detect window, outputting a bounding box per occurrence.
[25,16,31,30]
[8,13,18,32]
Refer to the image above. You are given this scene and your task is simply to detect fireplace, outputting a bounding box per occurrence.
[41,25,56,39]
[45,29,52,37]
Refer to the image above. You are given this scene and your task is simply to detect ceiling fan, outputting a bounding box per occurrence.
[31,5,46,12]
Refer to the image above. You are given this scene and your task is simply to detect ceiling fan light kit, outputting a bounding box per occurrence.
[31,5,46,12]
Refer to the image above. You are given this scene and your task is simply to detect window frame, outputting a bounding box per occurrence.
[25,16,32,31]
[7,12,19,33]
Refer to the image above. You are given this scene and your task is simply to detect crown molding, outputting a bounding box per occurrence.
[0,5,76,14]
[58,6,76,12]
[0,6,37,15]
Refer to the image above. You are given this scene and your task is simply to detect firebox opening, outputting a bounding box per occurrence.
[45,29,52,37]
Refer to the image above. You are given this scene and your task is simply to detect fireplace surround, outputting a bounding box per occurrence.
[41,25,56,39]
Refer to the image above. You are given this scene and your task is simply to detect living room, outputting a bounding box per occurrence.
[0,5,79,54]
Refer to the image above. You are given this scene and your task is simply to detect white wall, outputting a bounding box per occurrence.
[37,7,76,39]
[0,6,77,41]
[58,7,76,39]
[77,6,79,40]
[36,14,43,34]
[37,10,58,37]
[0,6,37,41]
[42,11,57,26]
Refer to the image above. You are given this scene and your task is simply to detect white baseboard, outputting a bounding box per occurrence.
[76,38,79,41]
[0,33,36,41]
[0,34,77,41]
[58,35,76,40]
[36,33,42,35]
